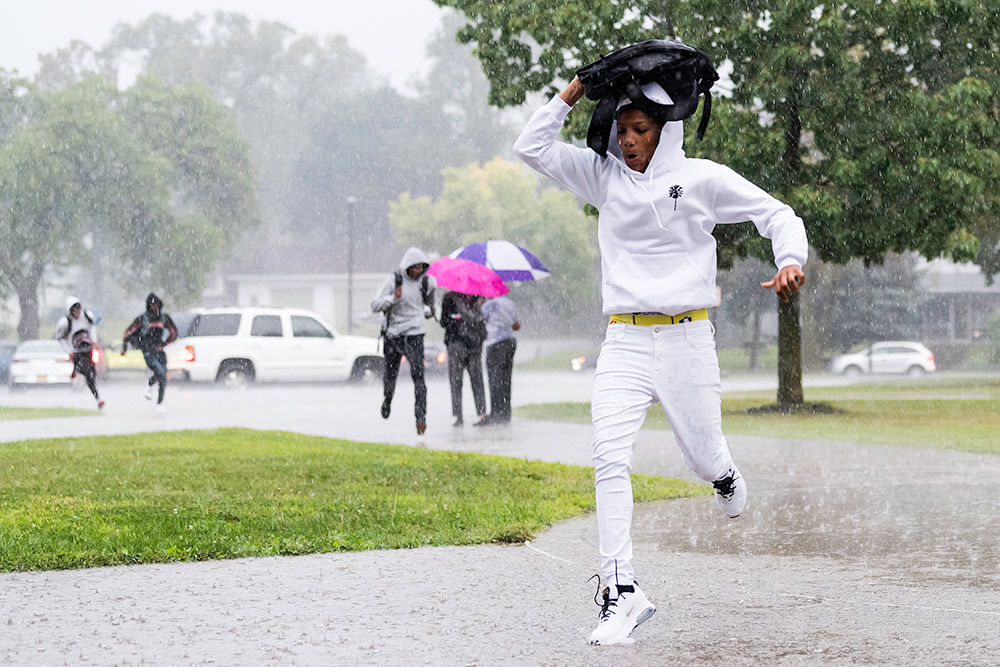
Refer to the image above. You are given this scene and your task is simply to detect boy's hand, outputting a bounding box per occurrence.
[761,265,805,302]
[559,76,586,106]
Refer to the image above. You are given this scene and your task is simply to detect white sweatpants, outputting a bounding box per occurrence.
[591,319,734,586]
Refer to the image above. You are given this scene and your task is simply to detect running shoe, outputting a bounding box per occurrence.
[713,466,747,518]
[588,579,656,645]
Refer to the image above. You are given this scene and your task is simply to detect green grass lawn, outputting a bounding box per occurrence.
[0,428,705,572]
[517,391,1000,455]
[0,406,98,420]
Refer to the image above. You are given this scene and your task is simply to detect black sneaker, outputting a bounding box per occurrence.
[380,399,391,419]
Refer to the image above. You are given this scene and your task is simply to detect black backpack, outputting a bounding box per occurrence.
[576,39,720,156]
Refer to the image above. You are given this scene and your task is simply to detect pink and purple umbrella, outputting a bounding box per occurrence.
[449,240,550,282]
[427,256,509,297]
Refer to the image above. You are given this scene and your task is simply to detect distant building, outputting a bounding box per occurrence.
[916,258,1000,344]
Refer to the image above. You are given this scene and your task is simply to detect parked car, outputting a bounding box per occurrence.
[166,306,385,386]
[0,340,17,384]
[419,342,449,375]
[828,341,936,377]
[7,340,75,388]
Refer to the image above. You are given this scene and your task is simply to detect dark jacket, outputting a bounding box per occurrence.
[440,292,487,348]
[122,310,178,355]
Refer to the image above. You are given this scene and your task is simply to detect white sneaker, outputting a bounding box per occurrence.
[144,384,156,401]
[713,467,747,518]
[155,404,166,414]
[588,580,656,645]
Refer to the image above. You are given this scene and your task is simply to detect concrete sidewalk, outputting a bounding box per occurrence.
[2,374,999,664]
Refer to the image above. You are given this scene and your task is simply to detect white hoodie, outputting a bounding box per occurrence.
[53,295,98,353]
[514,86,808,315]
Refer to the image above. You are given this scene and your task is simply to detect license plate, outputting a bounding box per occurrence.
[37,375,47,381]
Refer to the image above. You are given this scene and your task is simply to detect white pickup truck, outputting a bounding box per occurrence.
[167,306,384,386]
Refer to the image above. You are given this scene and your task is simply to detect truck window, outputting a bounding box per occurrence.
[291,316,332,338]
[189,314,241,336]
[251,315,283,337]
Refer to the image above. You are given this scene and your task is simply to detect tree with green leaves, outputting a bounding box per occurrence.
[0,74,257,340]
[388,157,600,332]
[433,0,1000,406]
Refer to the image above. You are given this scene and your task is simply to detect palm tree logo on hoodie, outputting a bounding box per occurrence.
[668,184,683,210]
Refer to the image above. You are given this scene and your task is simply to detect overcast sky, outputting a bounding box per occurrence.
[0,0,448,92]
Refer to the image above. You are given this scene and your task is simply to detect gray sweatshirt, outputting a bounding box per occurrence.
[371,247,437,338]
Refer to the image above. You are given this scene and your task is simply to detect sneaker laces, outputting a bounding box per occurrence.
[589,574,617,622]
[713,468,739,500]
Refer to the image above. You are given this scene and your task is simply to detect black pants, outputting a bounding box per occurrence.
[143,350,168,404]
[72,352,100,401]
[383,334,427,422]
[446,339,486,420]
[486,338,517,421]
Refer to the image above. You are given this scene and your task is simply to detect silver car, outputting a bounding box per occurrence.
[7,340,74,389]
[828,341,936,378]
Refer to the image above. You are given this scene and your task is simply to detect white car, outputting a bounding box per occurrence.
[828,341,936,378]
[167,307,384,386]
[8,339,75,388]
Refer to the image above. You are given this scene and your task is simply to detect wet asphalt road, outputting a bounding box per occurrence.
[1,371,998,665]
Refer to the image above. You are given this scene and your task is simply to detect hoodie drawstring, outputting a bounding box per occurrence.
[628,166,667,232]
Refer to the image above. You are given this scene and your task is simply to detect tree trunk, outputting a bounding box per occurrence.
[777,291,804,406]
[775,90,805,406]
[748,302,762,372]
[16,281,41,341]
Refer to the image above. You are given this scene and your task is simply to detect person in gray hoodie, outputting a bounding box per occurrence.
[371,247,437,435]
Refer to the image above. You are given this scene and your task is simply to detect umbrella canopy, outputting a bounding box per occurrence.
[427,256,509,298]
[449,240,550,282]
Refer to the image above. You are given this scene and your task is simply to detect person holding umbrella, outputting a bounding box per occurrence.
[445,241,545,426]
[426,256,509,428]
[439,290,488,427]
[480,294,520,425]
[514,41,808,645]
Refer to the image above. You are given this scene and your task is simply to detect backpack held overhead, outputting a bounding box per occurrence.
[576,38,720,156]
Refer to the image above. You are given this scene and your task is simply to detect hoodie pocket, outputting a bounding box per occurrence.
[605,251,712,311]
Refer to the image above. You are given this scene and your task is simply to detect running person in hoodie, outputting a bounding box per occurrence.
[371,247,437,435]
[514,76,808,645]
[53,296,104,409]
[121,293,178,411]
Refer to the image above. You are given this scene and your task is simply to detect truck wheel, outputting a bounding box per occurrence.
[350,357,384,382]
[216,360,254,388]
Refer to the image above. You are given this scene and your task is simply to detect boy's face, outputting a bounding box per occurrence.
[616,109,662,173]
[70,304,81,319]
[407,264,428,280]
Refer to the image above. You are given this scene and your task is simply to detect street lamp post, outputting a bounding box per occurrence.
[346,196,357,333]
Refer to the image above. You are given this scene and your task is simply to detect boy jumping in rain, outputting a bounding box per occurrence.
[371,247,437,435]
[514,62,807,644]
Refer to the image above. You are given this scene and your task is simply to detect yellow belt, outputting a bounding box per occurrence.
[609,309,708,326]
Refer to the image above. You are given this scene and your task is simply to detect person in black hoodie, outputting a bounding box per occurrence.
[121,293,178,411]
